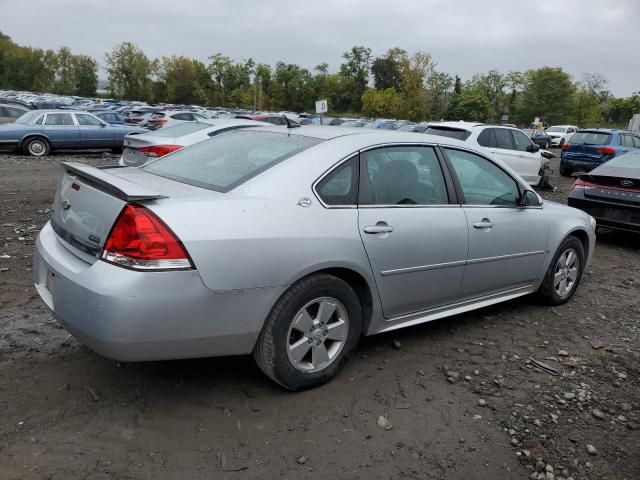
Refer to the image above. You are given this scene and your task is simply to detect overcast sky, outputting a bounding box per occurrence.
[1,0,638,96]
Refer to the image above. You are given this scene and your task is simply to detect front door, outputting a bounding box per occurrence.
[75,113,113,148]
[358,145,468,318]
[443,147,548,298]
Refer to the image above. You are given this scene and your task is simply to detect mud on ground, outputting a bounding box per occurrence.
[0,150,638,480]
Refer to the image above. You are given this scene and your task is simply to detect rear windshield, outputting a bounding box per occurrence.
[143,130,323,192]
[570,131,612,145]
[149,122,209,137]
[423,126,472,141]
[15,111,41,124]
[606,151,640,168]
[151,113,166,119]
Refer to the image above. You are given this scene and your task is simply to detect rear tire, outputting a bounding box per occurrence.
[253,273,362,391]
[538,236,585,306]
[23,137,50,157]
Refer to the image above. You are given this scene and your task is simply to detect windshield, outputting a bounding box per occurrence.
[570,131,612,145]
[149,122,210,137]
[144,130,323,192]
[546,127,565,133]
[606,151,640,168]
[15,111,41,125]
[423,126,472,141]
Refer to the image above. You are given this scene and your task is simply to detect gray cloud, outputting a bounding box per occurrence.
[1,0,638,95]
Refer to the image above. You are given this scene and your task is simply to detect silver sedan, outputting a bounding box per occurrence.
[33,126,596,390]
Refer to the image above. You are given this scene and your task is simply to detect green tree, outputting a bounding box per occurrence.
[157,56,211,105]
[371,48,405,90]
[72,54,98,96]
[53,47,75,95]
[514,67,576,125]
[467,70,506,123]
[339,45,372,111]
[450,87,492,122]
[105,42,155,100]
[361,87,401,118]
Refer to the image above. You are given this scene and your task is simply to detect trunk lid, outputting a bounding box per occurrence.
[122,133,176,167]
[51,163,166,262]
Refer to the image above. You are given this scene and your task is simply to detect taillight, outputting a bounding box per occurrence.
[138,144,183,157]
[151,118,168,125]
[570,178,597,191]
[561,143,570,151]
[597,146,616,155]
[101,204,192,270]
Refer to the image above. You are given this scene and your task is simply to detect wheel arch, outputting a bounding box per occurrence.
[20,134,52,149]
[287,265,378,336]
[567,228,590,258]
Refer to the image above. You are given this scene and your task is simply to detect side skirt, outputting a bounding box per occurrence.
[367,283,535,335]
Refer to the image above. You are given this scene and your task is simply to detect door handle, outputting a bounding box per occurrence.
[473,218,494,229]
[363,222,394,234]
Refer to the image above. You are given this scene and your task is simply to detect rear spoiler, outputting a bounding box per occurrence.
[62,162,166,202]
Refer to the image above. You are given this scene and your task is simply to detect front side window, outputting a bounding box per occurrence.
[363,146,448,205]
[316,156,358,206]
[45,113,74,126]
[445,149,520,206]
[75,114,103,126]
[493,128,515,150]
[512,130,533,151]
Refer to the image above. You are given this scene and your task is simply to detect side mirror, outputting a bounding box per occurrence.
[526,144,540,153]
[521,190,541,207]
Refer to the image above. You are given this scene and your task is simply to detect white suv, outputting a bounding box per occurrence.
[423,121,549,187]
[545,125,578,147]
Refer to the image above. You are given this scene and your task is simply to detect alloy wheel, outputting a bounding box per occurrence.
[554,248,579,297]
[286,297,349,373]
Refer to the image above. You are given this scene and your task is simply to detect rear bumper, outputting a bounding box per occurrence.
[560,156,604,172]
[568,195,640,233]
[33,222,285,361]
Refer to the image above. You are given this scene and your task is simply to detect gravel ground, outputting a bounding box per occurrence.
[0,149,638,480]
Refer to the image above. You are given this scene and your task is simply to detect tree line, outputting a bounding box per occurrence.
[0,32,638,127]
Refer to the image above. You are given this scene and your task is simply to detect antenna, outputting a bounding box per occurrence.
[283,115,301,129]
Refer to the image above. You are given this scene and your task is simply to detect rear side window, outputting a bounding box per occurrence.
[144,130,322,192]
[620,134,636,148]
[151,113,165,119]
[570,132,612,145]
[363,146,449,205]
[316,156,358,206]
[423,126,471,141]
[45,113,74,126]
[477,128,497,147]
[493,128,515,150]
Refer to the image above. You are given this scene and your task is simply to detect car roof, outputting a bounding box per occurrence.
[245,125,472,148]
[576,128,624,133]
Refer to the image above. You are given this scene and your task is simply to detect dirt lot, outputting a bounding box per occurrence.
[0,150,638,480]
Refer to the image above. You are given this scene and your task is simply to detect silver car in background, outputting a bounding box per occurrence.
[119,119,271,166]
[34,127,596,390]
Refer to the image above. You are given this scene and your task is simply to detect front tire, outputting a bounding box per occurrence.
[23,137,50,157]
[538,236,585,305]
[253,273,362,390]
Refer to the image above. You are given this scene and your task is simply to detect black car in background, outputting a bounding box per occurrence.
[523,129,552,149]
[568,151,640,233]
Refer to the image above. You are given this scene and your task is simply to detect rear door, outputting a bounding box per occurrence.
[443,147,548,298]
[43,113,80,148]
[357,145,468,318]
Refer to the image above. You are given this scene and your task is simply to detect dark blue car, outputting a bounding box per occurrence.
[92,110,126,125]
[0,110,147,156]
[560,128,640,176]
